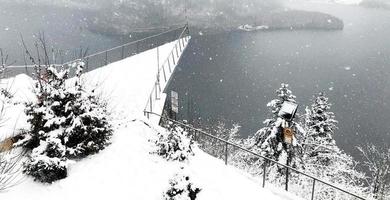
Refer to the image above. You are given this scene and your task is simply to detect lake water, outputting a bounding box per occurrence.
[167,3,390,159]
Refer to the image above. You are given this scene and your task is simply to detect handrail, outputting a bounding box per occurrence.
[63,26,186,65]
[143,24,190,117]
[144,111,367,200]
[62,25,187,66]
[12,25,188,69]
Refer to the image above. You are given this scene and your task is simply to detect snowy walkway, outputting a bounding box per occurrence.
[83,39,187,122]
[0,38,301,200]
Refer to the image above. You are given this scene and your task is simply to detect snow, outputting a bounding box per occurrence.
[0,38,301,200]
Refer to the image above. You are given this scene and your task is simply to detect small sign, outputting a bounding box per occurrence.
[171,91,179,113]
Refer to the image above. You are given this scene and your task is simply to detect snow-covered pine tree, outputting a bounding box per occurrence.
[249,83,303,169]
[21,61,112,183]
[153,123,194,162]
[303,92,368,199]
[303,92,338,166]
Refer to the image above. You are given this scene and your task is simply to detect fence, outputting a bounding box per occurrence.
[63,25,190,73]
[8,25,189,77]
[143,25,190,119]
[144,111,367,200]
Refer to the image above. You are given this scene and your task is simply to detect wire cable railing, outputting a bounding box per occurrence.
[144,111,368,200]
[63,25,189,72]
[143,25,190,119]
[10,25,189,77]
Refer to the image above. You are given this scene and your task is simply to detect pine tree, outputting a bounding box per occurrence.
[303,92,367,199]
[20,61,113,183]
[303,92,338,166]
[250,83,303,169]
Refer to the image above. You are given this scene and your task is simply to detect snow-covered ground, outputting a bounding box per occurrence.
[0,39,301,200]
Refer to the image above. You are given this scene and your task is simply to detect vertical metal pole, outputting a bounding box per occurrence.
[194,130,197,141]
[149,95,153,113]
[155,84,158,100]
[167,58,172,73]
[224,142,228,165]
[105,51,108,65]
[121,46,125,59]
[85,57,89,71]
[285,167,289,191]
[263,161,267,188]
[172,52,176,65]
[162,64,167,82]
[311,179,316,200]
[157,47,160,72]
[175,44,179,58]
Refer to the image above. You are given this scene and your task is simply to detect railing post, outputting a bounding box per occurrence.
[175,44,179,58]
[285,167,289,191]
[179,39,183,52]
[224,142,228,165]
[85,57,89,71]
[172,52,176,65]
[155,83,159,100]
[121,45,125,59]
[167,58,172,73]
[149,95,153,113]
[162,64,167,82]
[263,161,267,188]
[194,130,197,141]
[311,179,316,200]
[105,51,108,65]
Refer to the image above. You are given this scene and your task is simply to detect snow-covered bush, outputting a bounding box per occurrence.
[153,124,194,162]
[196,121,241,159]
[163,172,201,200]
[0,149,25,191]
[358,144,390,200]
[0,49,24,191]
[19,60,112,183]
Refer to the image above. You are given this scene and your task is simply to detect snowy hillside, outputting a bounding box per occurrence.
[0,40,301,200]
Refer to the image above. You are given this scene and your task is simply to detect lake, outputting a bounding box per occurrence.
[166,2,390,160]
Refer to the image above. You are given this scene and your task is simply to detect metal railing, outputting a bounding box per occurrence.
[143,25,190,118]
[63,25,189,73]
[144,111,367,200]
[10,25,189,77]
